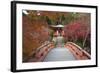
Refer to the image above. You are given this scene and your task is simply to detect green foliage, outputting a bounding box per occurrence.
[61,14,65,21]
[62,13,79,25]
[40,16,46,21]
[45,16,52,25]
[49,29,54,41]
[75,39,83,48]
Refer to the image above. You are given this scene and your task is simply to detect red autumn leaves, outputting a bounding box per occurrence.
[63,22,90,42]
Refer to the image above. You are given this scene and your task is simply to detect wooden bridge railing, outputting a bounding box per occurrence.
[27,41,55,62]
[65,42,91,60]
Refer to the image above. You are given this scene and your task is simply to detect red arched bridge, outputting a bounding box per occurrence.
[26,41,91,62]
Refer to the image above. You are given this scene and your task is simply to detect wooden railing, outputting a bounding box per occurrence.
[27,41,55,62]
[65,42,91,60]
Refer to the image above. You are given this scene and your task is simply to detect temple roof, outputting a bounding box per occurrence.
[51,24,64,28]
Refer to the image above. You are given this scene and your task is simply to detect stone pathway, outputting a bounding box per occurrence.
[43,47,76,62]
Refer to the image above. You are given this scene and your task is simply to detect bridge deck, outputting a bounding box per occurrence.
[43,47,76,62]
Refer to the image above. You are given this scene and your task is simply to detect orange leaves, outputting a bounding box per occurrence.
[22,16,50,61]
